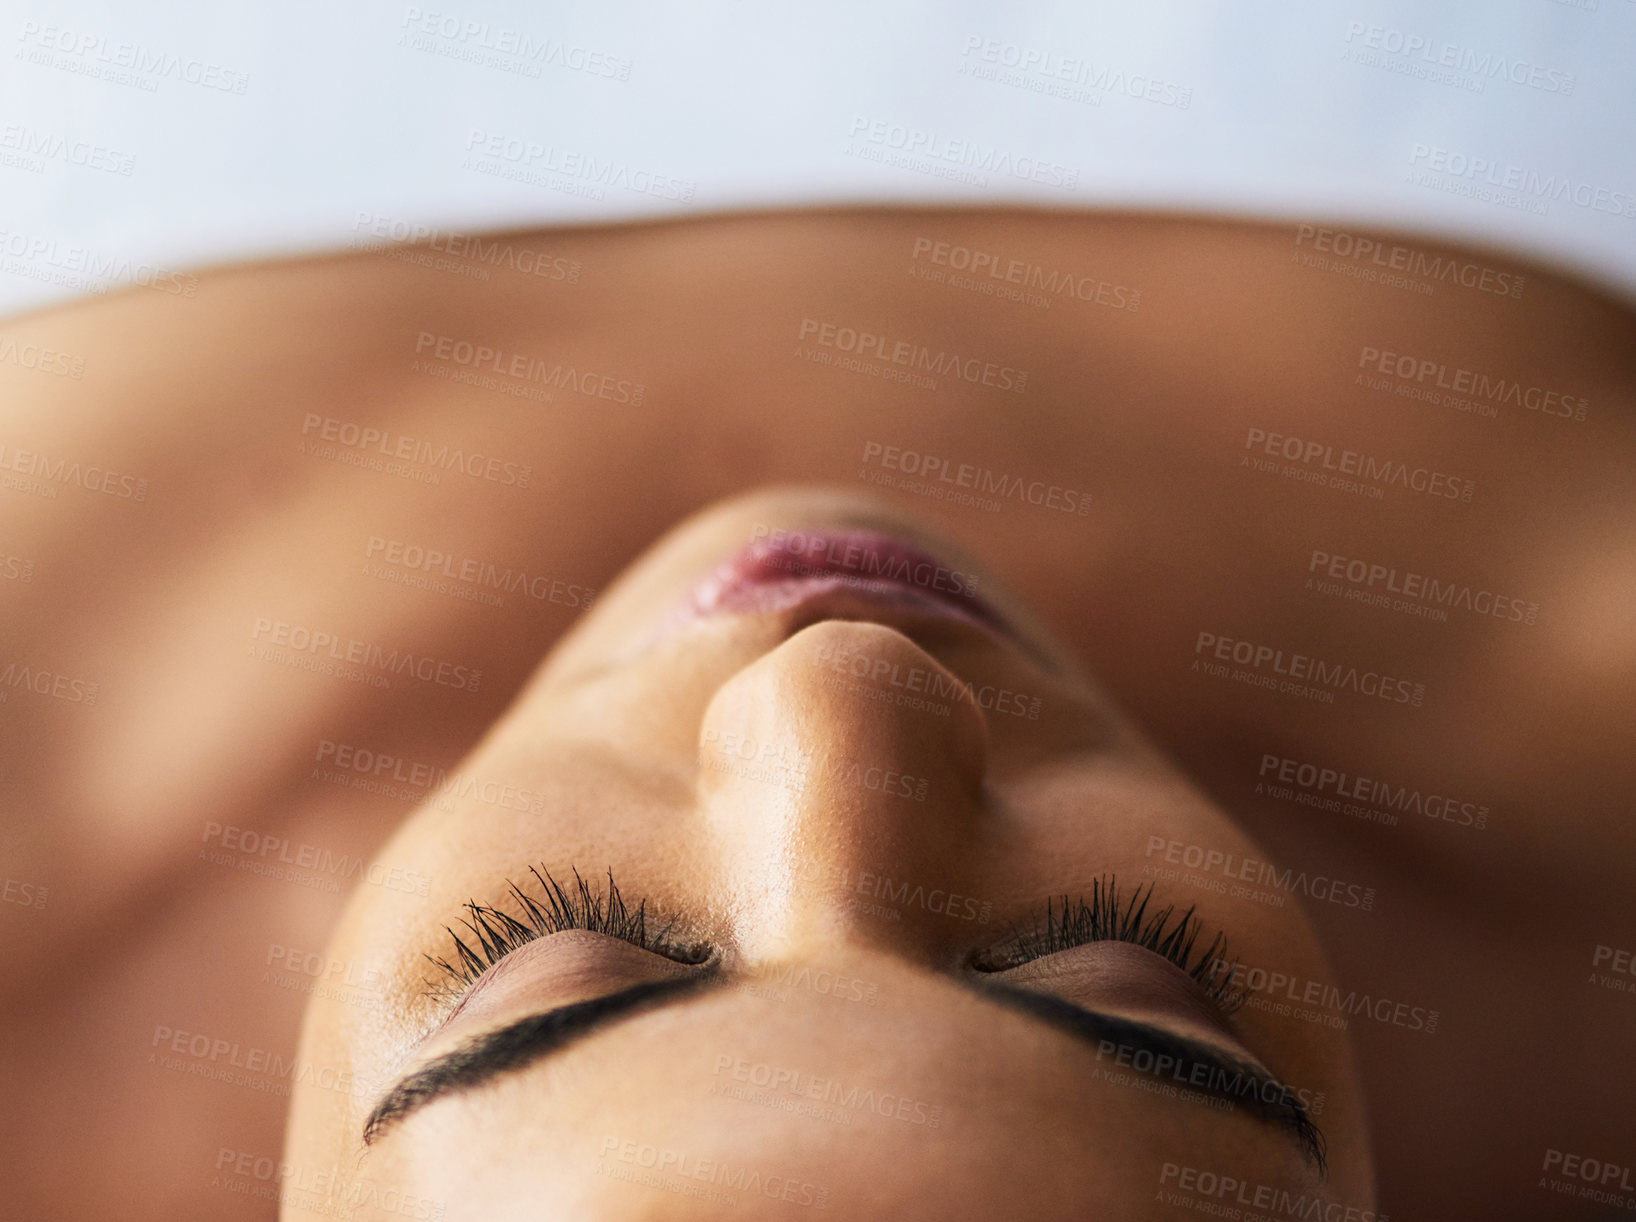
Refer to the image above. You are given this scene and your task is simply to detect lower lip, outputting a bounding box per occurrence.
[669,528,1014,637]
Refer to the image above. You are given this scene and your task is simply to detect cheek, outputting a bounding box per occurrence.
[994,758,1244,872]
[515,641,750,776]
[533,506,770,682]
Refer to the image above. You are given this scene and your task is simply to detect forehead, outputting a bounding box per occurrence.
[360,975,1303,1221]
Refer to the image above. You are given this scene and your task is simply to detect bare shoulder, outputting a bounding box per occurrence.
[2,210,1635,1219]
[0,259,656,980]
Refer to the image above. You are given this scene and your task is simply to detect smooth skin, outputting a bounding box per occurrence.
[1,209,1632,1220]
[284,486,1374,1220]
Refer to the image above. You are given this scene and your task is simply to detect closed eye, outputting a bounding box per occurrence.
[426,866,712,1005]
[968,875,1250,1017]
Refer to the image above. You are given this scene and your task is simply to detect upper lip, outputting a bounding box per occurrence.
[684,529,1016,631]
[624,528,1062,678]
[747,575,1008,641]
[693,574,1065,679]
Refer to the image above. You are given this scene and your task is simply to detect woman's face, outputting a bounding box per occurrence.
[284,487,1375,1221]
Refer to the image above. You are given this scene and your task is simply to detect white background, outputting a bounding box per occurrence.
[1,0,1633,317]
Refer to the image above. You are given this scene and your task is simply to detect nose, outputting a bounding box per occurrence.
[695,619,992,962]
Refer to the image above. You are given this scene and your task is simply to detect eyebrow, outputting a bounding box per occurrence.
[362,970,1326,1174]
[967,979,1327,1173]
[362,971,722,1145]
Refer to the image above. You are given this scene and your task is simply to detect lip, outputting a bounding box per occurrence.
[658,528,1020,644]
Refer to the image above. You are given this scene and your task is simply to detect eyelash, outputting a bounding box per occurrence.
[972,875,1250,1015]
[427,867,710,1000]
[430,870,1246,1015]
